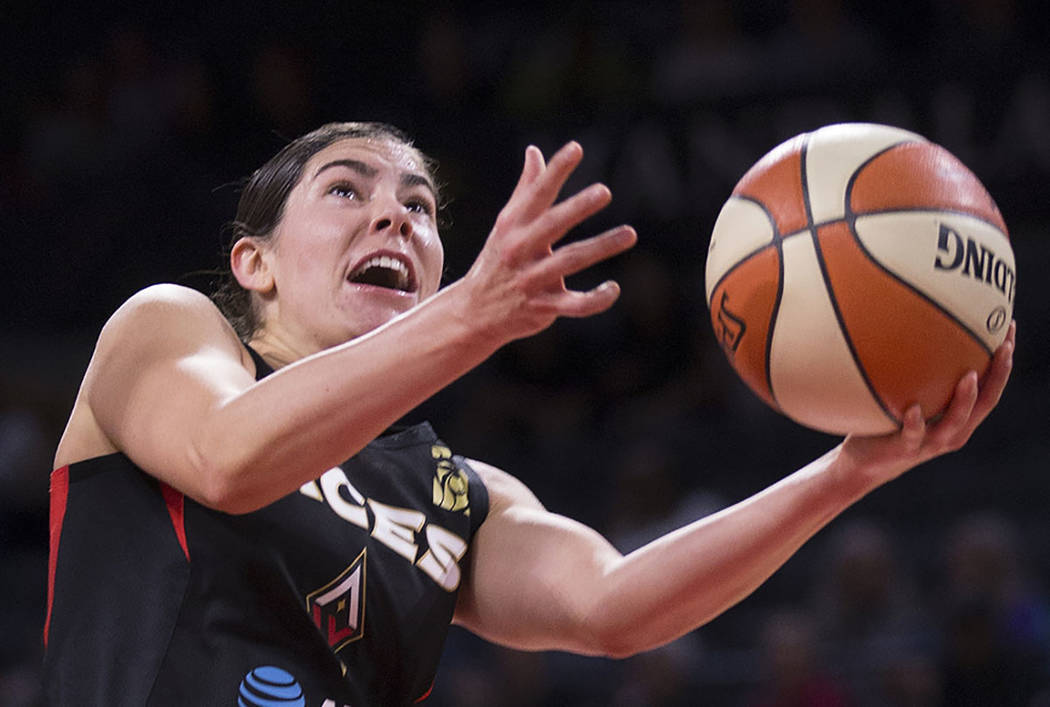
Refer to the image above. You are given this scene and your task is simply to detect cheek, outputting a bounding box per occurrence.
[275,220,342,285]
[274,242,322,291]
[421,233,445,293]
[291,248,327,279]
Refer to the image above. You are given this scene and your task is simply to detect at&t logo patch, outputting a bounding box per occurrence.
[236,666,350,707]
[237,666,304,706]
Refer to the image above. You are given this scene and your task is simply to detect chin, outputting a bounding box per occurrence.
[339,310,406,343]
[328,289,418,344]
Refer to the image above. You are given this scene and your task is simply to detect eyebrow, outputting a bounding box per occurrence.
[315,159,436,198]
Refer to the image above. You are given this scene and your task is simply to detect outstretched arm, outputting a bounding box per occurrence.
[454,324,1014,657]
[64,143,636,514]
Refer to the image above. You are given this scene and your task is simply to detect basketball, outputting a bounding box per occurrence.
[705,123,1015,436]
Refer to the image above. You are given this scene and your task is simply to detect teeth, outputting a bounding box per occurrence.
[351,255,411,290]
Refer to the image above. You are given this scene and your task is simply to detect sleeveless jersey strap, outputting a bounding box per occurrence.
[244,344,275,381]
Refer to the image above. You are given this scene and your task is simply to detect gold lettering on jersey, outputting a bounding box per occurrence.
[431,445,470,514]
[299,466,470,592]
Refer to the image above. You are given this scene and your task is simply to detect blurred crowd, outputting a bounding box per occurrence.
[3,1,1049,704]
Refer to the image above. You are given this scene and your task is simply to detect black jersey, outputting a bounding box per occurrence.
[44,348,489,706]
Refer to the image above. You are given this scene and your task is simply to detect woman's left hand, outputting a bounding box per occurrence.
[838,320,1016,486]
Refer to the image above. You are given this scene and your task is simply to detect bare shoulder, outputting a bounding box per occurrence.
[54,284,250,468]
[88,283,252,397]
[90,284,252,376]
[87,283,249,386]
[465,458,546,514]
[99,284,240,352]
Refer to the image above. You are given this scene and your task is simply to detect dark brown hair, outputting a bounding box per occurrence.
[212,122,441,340]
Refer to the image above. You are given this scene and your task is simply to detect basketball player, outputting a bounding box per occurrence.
[44,122,1014,705]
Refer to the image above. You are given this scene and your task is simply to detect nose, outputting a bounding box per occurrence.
[369,197,413,240]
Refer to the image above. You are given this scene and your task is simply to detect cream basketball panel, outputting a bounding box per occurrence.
[852,211,1015,350]
[771,233,896,435]
[804,124,926,226]
[705,196,778,304]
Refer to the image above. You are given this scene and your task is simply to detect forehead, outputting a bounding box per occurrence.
[304,137,429,182]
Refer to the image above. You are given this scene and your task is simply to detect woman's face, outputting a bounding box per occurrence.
[257,137,444,352]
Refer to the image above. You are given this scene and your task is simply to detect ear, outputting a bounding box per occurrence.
[230,237,275,294]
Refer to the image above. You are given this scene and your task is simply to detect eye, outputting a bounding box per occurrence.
[404,199,434,217]
[328,182,359,200]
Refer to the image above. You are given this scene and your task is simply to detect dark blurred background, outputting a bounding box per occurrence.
[2,1,1049,704]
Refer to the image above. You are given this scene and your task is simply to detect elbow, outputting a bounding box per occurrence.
[191,460,249,515]
[197,471,259,515]
[574,602,647,660]
[580,598,705,660]
[589,623,699,661]
[559,565,654,659]
[188,440,266,515]
[591,627,645,660]
[189,425,322,514]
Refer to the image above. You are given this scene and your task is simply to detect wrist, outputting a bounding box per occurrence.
[428,280,507,361]
[827,439,911,500]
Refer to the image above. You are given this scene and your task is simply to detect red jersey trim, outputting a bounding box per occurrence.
[159,482,190,562]
[415,681,434,702]
[44,466,70,647]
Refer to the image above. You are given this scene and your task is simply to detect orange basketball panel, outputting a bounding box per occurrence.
[849,143,1008,232]
[816,221,992,421]
[733,135,809,236]
[708,247,782,410]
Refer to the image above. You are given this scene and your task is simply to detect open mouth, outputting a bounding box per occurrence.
[347,254,416,293]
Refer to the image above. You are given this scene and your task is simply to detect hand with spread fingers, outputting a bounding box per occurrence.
[459,142,637,344]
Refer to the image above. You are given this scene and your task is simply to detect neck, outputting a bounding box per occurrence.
[248,330,315,370]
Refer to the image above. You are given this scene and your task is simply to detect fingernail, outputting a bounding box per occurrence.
[591,183,611,199]
[561,141,583,158]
